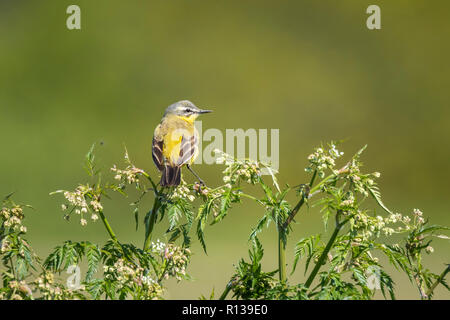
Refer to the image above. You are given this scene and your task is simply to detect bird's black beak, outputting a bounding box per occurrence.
[198,109,213,114]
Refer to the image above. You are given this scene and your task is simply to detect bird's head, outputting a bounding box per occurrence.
[164,100,212,122]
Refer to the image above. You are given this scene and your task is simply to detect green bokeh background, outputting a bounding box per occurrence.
[1,1,449,299]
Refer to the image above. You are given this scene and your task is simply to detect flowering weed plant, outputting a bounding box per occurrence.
[0,142,448,300]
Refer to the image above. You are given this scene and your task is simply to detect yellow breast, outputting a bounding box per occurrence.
[156,114,198,166]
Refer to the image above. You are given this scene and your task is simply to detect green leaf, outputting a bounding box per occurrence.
[196,219,207,254]
[367,184,392,215]
[212,191,232,225]
[134,207,139,231]
[260,179,275,203]
[84,143,96,177]
[417,224,450,237]
[168,227,181,243]
[352,268,367,286]
[379,270,395,300]
[167,204,182,230]
[249,214,269,240]
[292,235,320,274]
[85,243,101,282]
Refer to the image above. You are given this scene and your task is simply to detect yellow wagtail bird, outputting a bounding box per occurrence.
[152,100,212,187]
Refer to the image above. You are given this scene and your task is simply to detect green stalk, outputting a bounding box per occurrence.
[278,169,318,282]
[309,172,335,194]
[278,226,286,282]
[309,169,318,188]
[143,197,161,251]
[304,213,342,289]
[98,210,118,241]
[426,265,450,298]
[414,274,428,300]
[219,281,233,300]
[141,173,163,251]
[9,257,17,279]
[282,169,319,229]
[98,210,134,266]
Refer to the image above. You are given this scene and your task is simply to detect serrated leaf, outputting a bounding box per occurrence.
[196,219,207,254]
[367,185,392,215]
[134,207,139,231]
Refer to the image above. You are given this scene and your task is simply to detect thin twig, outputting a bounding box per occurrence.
[415,274,428,300]
[426,264,450,298]
[278,225,287,282]
[98,210,118,242]
[304,211,343,289]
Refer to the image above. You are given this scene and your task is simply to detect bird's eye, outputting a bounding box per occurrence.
[185,108,192,113]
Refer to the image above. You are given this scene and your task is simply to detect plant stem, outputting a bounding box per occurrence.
[9,257,16,279]
[283,193,306,230]
[278,170,319,282]
[143,195,161,251]
[158,261,169,283]
[142,173,162,250]
[426,264,450,298]
[413,254,429,300]
[98,210,117,242]
[309,173,334,194]
[142,171,158,191]
[304,213,342,289]
[309,169,318,188]
[219,281,233,300]
[414,274,428,300]
[283,168,329,229]
[278,225,286,283]
[282,184,310,230]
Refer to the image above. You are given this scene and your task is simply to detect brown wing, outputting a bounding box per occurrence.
[152,136,164,171]
[176,134,197,166]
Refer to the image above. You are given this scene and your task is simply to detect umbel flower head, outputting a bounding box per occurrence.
[53,184,104,227]
[305,143,344,178]
[1,206,25,231]
[214,149,263,185]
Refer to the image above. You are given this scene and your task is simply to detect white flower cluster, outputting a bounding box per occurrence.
[351,212,399,240]
[7,280,32,299]
[338,192,356,210]
[150,240,191,281]
[413,208,425,224]
[339,161,381,198]
[111,164,145,185]
[305,144,344,178]
[61,185,103,226]
[1,206,27,233]
[170,182,195,202]
[350,208,429,242]
[329,144,345,158]
[104,259,142,284]
[340,199,354,207]
[150,239,166,252]
[163,244,190,281]
[103,258,163,299]
[34,272,78,300]
[1,239,11,253]
[215,149,261,186]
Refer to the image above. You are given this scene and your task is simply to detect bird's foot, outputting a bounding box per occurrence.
[194,181,208,195]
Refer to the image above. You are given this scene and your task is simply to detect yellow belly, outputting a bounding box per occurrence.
[163,130,183,164]
[158,115,198,166]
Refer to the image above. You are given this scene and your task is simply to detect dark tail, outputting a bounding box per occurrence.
[160,165,181,187]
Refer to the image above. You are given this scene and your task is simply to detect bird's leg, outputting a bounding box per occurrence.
[186,164,206,186]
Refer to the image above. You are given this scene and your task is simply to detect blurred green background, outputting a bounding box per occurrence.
[1,1,449,299]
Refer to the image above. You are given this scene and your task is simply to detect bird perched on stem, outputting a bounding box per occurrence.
[152,100,212,187]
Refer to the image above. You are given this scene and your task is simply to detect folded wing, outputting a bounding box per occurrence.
[152,137,164,171]
[176,134,197,166]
